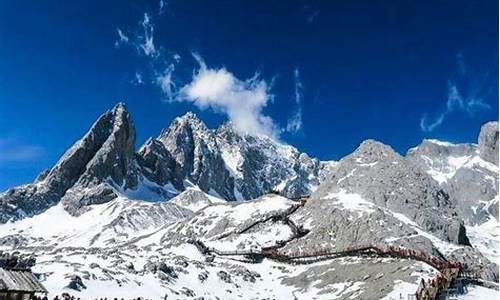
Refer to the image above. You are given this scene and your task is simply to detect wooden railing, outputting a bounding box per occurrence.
[190,240,474,300]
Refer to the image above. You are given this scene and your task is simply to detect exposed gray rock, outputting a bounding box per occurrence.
[314,139,468,245]
[407,124,499,226]
[449,247,498,282]
[284,196,438,256]
[89,262,100,269]
[280,257,431,300]
[216,123,335,200]
[158,113,236,200]
[61,103,139,215]
[35,169,50,183]
[136,138,177,187]
[445,165,498,225]
[479,121,499,165]
[488,198,499,221]
[0,106,337,223]
[198,271,209,282]
[217,270,232,283]
[0,103,139,221]
[66,275,86,291]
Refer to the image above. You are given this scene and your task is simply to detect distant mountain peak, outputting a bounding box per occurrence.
[479,121,499,165]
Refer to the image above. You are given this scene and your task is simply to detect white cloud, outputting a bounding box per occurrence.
[420,113,445,132]
[178,54,279,139]
[114,13,157,57]
[159,0,166,14]
[139,13,156,57]
[117,28,129,43]
[286,68,303,133]
[420,55,491,132]
[114,28,130,48]
[156,64,176,100]
[420,82,491,132]
[132,72,144,85]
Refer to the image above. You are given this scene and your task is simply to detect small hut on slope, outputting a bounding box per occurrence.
[0,252,47,300]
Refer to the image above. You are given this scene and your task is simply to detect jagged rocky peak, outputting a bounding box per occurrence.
[405,122,499,226]
[314,139,469,245]
[150,112,333,201]
[0,103,139,221]
[216,122,242,144]
[479,121,499,165]
[405,139,478,186]
[156,112,236,200]
[136,138,176,187]
[215,121,332,199]
[61,103,140,215]
[79,102,137,185]
[408,139,476,158]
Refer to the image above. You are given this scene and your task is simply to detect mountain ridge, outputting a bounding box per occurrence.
[0,103,497,299]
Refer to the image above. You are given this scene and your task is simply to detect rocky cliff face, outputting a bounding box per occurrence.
[479,121,499,165]
[0,103,139,220]
[0,103,497,298]
[135,113,333,202]
[156,113,236,200]
[61,103,139,215]
[407,122,499,226]
[0,104,334,221]
[314,140,469,245]
[215,123,335,200]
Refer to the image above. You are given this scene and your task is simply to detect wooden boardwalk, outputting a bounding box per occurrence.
[187,196,492,300]
[190,239,486,300]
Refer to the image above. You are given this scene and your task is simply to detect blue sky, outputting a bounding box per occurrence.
[0,0,498,191]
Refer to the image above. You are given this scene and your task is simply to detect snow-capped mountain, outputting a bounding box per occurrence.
[407,122,498,226]
[0,103,333,222]
[0,103,497,299]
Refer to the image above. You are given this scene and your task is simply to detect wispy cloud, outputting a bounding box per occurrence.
[306,10,320,24]
[286,68,303,133]
[420,55,491,132]
[115,28,129,48]
[116,9,182,90]
[117,12,157,57]
[159,0,167,15]
[177,53,279,139]
[156,64,176,100]
[0,138,43,165]
[132,72,144,85]
[139,13,156,57]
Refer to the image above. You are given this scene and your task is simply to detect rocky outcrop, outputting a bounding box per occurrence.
[66,275,87,291]
[157,113,236,200]
[407,126,499,226]
[61,103,139,216]
[0,105,337,222]
[215,123,334,199]
[314,140,469,245]
[143,114,333,201]
[136,138,177,187]
[479,121,499,165]
[0,103,139,221]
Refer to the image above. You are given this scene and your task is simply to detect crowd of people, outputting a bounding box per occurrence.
[30,295,158,300]
[377,245,464,272]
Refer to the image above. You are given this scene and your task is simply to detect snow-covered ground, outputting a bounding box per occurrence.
[466,217,499,263]
[0,197,190,248]
[0,188,497,300]
[31,245,437,300]
[449,285,499,300]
